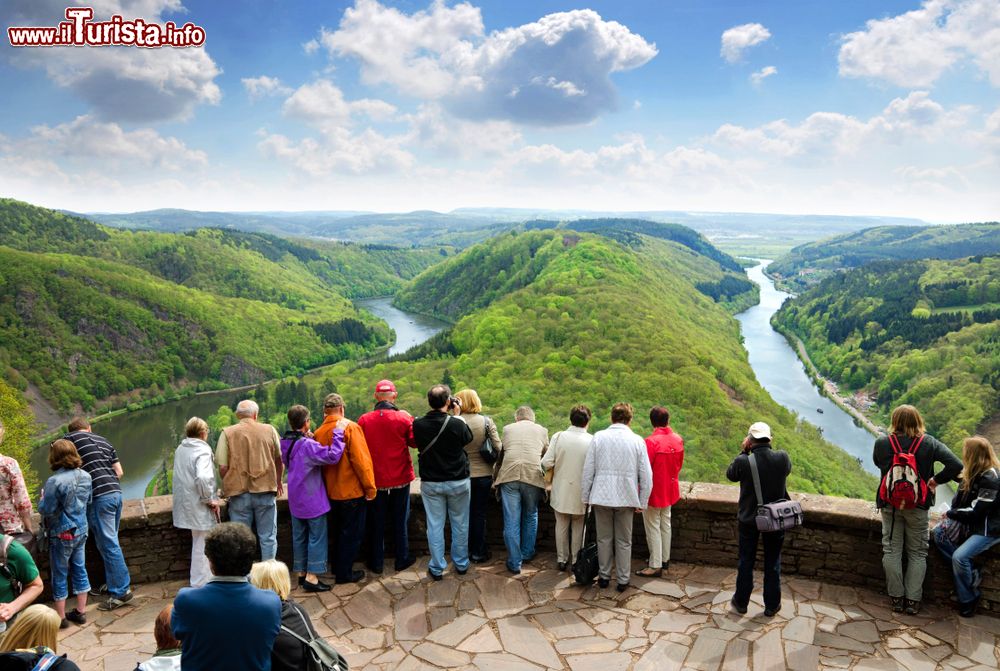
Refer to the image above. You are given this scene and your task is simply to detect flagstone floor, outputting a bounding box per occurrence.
[58,553,1000,671]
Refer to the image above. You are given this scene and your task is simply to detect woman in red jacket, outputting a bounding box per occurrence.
[636,406,684,577]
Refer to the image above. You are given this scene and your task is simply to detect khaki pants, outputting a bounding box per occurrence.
[554,512,585,564]
[880,507,929,601]
[642,506,672,568]
[594,505,634,585]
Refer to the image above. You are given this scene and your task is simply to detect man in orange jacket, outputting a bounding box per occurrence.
[315,393,376,584]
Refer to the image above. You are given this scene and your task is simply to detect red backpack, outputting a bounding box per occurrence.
[878,434,928,509]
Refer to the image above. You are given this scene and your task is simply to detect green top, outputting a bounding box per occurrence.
[0,537,39,604]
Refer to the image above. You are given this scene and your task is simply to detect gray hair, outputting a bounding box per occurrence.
[514,406,535,422]
[235,400,259,419]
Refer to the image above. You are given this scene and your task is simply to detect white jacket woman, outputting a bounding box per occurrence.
[171,418,219,587]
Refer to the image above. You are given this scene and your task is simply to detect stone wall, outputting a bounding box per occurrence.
[35,482,999,614]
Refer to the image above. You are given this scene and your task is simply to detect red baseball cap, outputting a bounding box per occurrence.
[375,379,396,393]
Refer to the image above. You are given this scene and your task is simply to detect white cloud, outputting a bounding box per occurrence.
[2,0,222,122]
[839,0,1000,88]
[281,80,398,129]
[315,1,657,126]
[750,66,778,85]
[257,128,414,176]
[242,76,293,101]
[721,23,771,63]
[405,104,522,158]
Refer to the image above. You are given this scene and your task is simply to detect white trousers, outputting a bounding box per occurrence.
[642,506,672,568]
[191,529,212,587]
[554,512,585,564]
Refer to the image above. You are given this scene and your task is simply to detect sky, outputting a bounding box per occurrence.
[1,0,999,221]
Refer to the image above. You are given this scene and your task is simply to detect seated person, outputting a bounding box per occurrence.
[0,604,81,670]
[249,559,322,671]
[0,534,44,627]
[171,523,281,671]
[136,605,182,670]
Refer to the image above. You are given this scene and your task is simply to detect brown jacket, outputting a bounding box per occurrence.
[316,415,376,501]
[219,419,281,497]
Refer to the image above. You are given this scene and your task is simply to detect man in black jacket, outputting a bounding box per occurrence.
[726,422,791,617]
[413,385,474,580]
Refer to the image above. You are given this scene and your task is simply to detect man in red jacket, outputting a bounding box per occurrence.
[358,380,418,574]
[636,406,684,577]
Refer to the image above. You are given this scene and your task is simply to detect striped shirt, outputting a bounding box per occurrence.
[65,430,122,498]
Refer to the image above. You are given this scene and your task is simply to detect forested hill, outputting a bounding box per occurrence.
[769,222,1000,291]
[773,255,1000,450]
[0,198,442,419]
[314,229,874,498]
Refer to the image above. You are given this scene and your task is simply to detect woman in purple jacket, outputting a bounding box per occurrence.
[280,405,345,593]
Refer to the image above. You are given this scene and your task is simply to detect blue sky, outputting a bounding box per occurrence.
[1,0,998,220]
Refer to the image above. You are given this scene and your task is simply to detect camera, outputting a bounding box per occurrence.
[448,395,462,410]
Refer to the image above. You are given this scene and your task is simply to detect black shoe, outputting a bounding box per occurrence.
[89,584,108,598]
[523,553,536,563]
[958,596,980,618]
[456,567,468,576]
[598,578,610,588]
[302,579,332,593]
[427,569,443,582]
[98,590,134,611]
[730,598,748,615]
[368,564,384,575]
[395,556,416,572]
[763,606,780,617]
[661,561,670,571]
[470,551,492,563]
[60,618,70,630]
[616,583,628,593]
[335,570,366,585]
[298,576,305,587]
[508,567,521,576]
[66,609,86,625]
[904,599,920,615]
[557,562,567,571]
[890,596,905,613]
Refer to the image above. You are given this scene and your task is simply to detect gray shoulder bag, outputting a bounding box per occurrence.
[748,453,803,532]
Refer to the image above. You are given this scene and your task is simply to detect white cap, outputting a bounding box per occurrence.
[748,422,772,440]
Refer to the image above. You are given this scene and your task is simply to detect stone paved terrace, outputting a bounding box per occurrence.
[57,552,1000,671]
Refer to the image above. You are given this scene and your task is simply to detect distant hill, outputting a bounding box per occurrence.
[773,255,1000,449]
[317,229,874,498]
[769,222,1000,291]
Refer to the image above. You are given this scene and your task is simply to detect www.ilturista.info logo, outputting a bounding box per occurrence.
[7,7,206,48]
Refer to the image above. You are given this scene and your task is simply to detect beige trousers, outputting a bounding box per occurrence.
[642,506,672,568]
[554,512,585,564]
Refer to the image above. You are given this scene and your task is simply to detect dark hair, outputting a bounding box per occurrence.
[154,605,180,651]
[649,406,670,428]
[427,384,452,410]
[610,402,633,425]
[67,417,90,433]
[205,522,258,577]
[287,405,310,431]
[569,405,591,428]
[49,439,82,470]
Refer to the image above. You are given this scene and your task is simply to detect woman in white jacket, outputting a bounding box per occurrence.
[171,417,220,587]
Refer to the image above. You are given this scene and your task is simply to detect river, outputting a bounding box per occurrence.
[33,299,447,499]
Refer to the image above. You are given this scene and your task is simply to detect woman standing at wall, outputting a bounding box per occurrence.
[172,417,221,588]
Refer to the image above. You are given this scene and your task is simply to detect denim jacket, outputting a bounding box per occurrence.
[39,468,93,537]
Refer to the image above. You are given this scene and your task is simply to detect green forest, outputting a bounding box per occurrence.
[773,255,1000,450]
[769,222,1000,291]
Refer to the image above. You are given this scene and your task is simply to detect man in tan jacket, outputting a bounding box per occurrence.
[497,406,549,574]
[217,399,284,560]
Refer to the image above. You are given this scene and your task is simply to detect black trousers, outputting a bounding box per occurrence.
[734,522,784,611]
[329,497,366,581]
[469,475,493,559]
[365,487,412,571]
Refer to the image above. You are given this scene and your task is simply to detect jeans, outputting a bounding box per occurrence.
[594,505,634,585]
[734,522,784,612]
[330,497,366,581]
[500,482,543,571]
[421,479,471,576]
[227,491,278,560]
[933,527,1000,604]
[880,507,929,601]
[469,476,493,559]
[643,506,672,568]
[292,514,329,575]
[49,534,90,602]
[366,486,412,571]
[87,492,131,597]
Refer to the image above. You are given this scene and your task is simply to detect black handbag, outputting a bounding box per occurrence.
[573,508,599,586]
[479,416,498,464]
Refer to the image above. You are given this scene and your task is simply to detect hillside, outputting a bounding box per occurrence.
[769,222,1000,292]
[312,230,875,498]
[0,379,37,493]
[773,255,1000,449]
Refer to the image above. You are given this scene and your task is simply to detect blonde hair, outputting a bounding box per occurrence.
[185,416,209,439]
[959,436,1000,492]
[455,389,483,415]
[890,405,925,438]
[249,559,291,600]
[0,604,61,652]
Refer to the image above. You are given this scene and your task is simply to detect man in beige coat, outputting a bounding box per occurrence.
[497,406,549,574]
[541,405,593,571]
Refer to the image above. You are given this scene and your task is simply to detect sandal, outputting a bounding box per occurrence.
[635,567,662,578]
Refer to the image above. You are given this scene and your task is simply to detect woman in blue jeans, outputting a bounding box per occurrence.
[934,435,1000,617]
[38,440,93,629]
